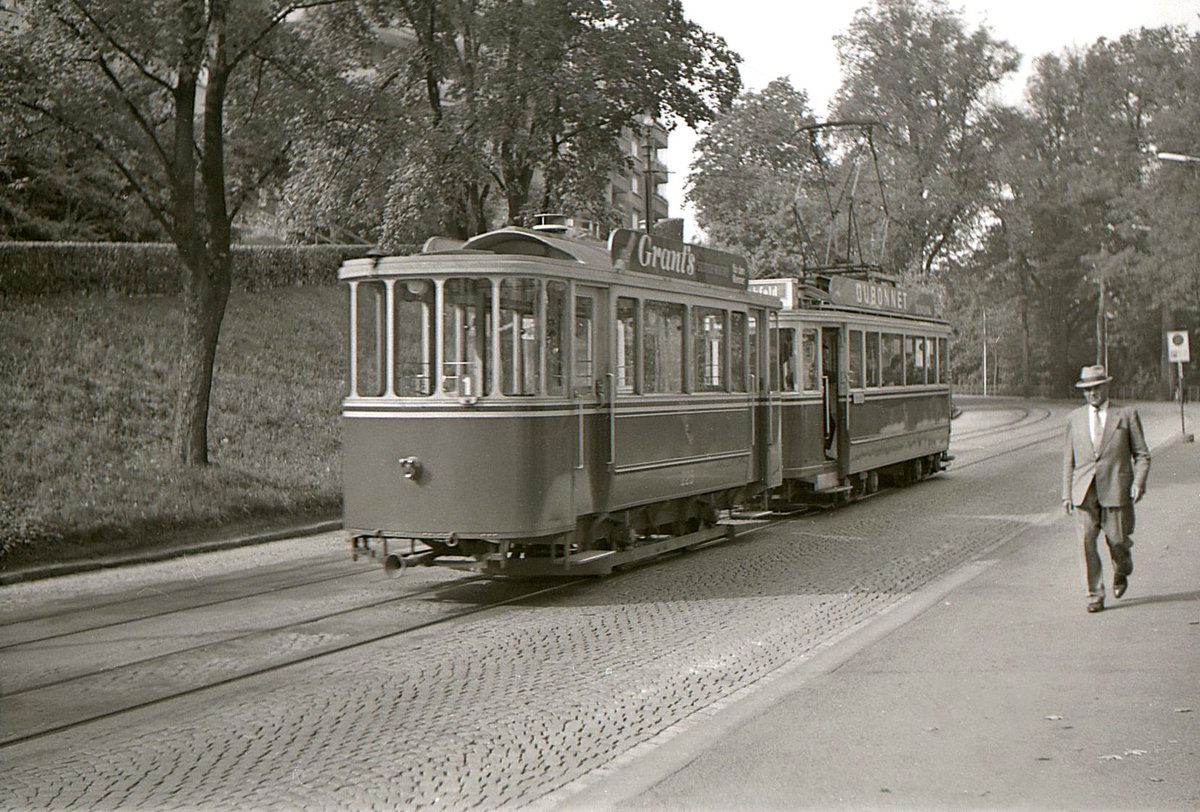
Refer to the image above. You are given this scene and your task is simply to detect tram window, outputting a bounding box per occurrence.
[394,278,434,396]
[748,313,760,391]
[574,295,595,395]
[354,281,387,397]
[777,328,796,390]
[865,331,881,387]
[644,300,684,393]
[937,336,948,384]
[768,325,779,390]
[546,281,567,395]
[800,328,819,391]
[616,297,638,394]
[881,332,903,386]
[692,306,725,392]
[442,278,492,397]
[905,336,927,385]
[731,312,747,392]
[499,279,540,396]
[848,329,864,388]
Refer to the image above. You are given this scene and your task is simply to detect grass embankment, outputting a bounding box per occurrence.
[0,286,346,571]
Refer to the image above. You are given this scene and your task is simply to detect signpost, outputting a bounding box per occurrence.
[1167,330,1193,442]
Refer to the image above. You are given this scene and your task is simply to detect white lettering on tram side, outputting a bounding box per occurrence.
[853,280,907,311]
[636,233,697,278]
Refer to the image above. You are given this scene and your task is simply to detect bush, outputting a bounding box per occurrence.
[0,242,423,297]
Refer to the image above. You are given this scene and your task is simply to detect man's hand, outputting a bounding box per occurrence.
[1062,499,1074,515]
[1131,484,1145,503]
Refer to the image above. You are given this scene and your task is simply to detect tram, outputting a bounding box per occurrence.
[750,274,952,502]
[340,220,783,576]
[340,220,952,577]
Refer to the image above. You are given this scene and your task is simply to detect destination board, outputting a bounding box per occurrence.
[608,229,748,290]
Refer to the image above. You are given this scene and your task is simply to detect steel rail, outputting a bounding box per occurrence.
[0,575,584,749]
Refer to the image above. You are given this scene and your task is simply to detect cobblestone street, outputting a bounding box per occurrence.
[4,401,1177,810]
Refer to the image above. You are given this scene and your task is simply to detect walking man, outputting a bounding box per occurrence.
[1062,365,1151,613]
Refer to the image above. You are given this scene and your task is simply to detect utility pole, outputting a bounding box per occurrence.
[643,128,653,233]
[982,310,988,397]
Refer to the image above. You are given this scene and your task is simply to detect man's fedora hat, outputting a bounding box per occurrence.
[1075,364,1113,389]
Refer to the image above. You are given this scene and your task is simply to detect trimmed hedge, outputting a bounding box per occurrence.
[0,242,420,297]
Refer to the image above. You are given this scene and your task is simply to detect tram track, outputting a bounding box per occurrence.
[0,558,365,650]
[0,572,588,748]
[0,411,1059,752]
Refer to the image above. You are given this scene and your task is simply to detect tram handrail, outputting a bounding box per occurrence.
[606,372,616,468]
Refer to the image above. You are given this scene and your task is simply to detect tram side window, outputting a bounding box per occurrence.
[616,297,638,394]
[499,279,541,396]
[354,281,386,397]
[937,336,948,384]
[905,335,926,385]
[800,328,819,391]
[865,331,881,387]
[777,328,797,390]
[881,332,903,386]
[546,281,567,396]
[731,312,747,392]
[748,313,760,391]
[693,306,726,392]
[644,300,684,393]
[442,278,492,397]
[574,295,595,395]
[394,279,435,396]
[848,329,864,388]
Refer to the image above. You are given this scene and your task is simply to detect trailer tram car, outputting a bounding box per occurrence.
[340,222,784,576]
[749,273,953,503]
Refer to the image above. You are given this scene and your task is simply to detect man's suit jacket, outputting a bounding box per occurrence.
[1062,402,1151,507]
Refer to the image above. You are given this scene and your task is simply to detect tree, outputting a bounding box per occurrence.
[686,78,820,276]
[971,27,1199,396]
[363,0,742,242]
[832,0,1018,277]
[2,0,373,464]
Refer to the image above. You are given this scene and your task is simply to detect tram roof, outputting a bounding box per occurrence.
[340,227,768,302]
[459,227,613,266]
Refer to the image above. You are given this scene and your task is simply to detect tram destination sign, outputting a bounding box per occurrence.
[608,228,748,290]
[827,275,937,318]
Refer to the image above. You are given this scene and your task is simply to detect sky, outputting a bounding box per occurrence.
[665,0,1200,238]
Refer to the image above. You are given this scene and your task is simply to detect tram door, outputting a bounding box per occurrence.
[572,287,607,518]
[760,311,782,488]
[821,326,850,476]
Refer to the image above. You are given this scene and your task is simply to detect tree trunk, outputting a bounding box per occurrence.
[173,250,231,465]
[171,3,233,466]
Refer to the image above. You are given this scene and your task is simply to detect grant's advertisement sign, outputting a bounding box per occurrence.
[608,229,748,290]
[827,276,937,317]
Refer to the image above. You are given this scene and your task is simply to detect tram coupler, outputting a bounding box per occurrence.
[351,534,438,575]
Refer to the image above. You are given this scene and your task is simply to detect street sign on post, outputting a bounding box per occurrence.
[1167,330,1190,363]
[1166,331,1194,442]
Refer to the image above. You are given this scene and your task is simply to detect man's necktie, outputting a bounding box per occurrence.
[1091,407,1102,449]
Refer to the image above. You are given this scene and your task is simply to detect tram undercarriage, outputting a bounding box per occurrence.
[350,487,757,577]
[349,453,950,578]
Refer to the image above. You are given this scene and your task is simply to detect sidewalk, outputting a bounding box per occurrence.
[558,407,1200,810]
